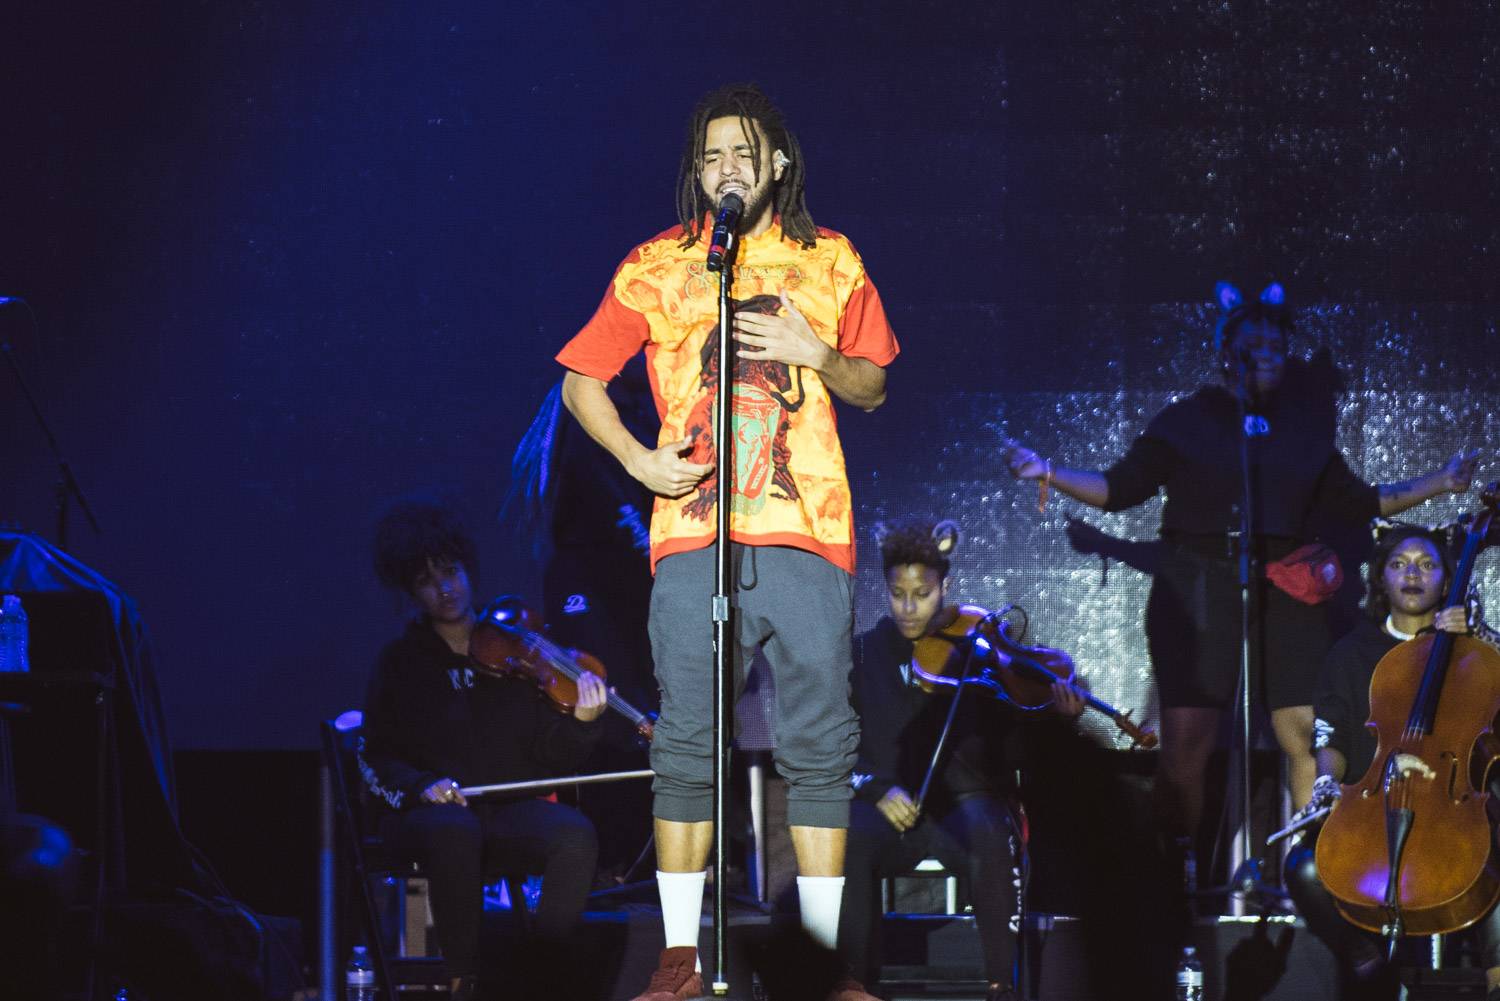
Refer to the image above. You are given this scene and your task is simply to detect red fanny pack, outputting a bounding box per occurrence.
[1266,543,1344,605]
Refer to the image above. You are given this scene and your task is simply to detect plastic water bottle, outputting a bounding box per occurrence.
[345,945,376,1001]
[1174,944,1203,1000]
[0,595,29,673]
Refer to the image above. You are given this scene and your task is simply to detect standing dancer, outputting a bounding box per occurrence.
[1003,283,1477,871]
[557,84,899,1001]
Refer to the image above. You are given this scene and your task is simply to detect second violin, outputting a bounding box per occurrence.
[910,603,1157,750]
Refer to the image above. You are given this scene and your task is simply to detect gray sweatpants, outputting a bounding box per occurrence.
[647,544,859,829]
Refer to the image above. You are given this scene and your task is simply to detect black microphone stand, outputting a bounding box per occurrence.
[1,337,102,550]
[707,220,738,997]
[1225,352,1264,914]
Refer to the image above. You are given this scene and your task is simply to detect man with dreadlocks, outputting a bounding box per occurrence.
[557,83,898,1001]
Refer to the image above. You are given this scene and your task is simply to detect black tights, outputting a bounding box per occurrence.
[382,798,597,978]
[839,794,1019,987]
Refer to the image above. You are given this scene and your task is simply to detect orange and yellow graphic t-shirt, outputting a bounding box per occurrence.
[556,219,899,574]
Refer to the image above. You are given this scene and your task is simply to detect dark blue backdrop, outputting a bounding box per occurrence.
[2,2,1496,748]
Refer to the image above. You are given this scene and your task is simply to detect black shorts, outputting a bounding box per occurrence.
[1146,545,1332,710]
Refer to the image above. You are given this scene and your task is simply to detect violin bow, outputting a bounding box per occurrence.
[912,639,983,817]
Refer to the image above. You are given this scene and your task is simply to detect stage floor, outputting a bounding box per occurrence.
[461,902,1375,1001]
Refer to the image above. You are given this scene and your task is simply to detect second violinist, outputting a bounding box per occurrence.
[836,522,1084,1001]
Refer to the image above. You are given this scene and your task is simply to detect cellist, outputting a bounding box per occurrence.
[836,521,1084,1001]
[1285,522,1500,997]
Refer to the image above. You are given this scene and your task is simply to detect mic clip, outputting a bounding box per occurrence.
[706,193,745,273]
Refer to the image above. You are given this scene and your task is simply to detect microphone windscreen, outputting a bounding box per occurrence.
[718,192,745,215]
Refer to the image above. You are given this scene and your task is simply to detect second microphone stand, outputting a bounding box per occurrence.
[1225,356,1265,914]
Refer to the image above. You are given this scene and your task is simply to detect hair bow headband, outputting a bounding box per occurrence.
[1213,280,1285,351]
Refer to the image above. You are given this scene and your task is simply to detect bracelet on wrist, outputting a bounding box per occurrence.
[1037,459,1054,513]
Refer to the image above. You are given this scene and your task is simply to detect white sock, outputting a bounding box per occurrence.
[657,869,707,970]
[797,874,846,951]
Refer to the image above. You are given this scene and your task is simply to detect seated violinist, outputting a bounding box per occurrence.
[358,494,606,1000]
[1285,522,1500,998]
[836,522,1084,1001]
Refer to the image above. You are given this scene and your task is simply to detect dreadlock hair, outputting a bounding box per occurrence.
[1365,523,1453,622]
[676,83,816,251]
[373,491,479,595]
[879,521,951,578]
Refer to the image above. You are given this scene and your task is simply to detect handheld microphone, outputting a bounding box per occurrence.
[705,193,745,273]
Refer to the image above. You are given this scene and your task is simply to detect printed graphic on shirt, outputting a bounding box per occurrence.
[682,294,805,522]
[616,503,650,554]
[357,735,405,809]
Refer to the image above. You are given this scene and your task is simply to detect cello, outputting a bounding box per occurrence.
[1316,484,1500,950]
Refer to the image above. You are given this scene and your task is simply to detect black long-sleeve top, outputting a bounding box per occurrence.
[359,617,603,810]
[1311,617,1399,781]
[1100,367,1379,541]
[850,617,1022,812]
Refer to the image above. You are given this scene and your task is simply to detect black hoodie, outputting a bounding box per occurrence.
[850,617,1023,812]
[359,617,602,810]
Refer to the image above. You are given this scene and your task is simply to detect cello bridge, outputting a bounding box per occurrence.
[1391,753,1435,782]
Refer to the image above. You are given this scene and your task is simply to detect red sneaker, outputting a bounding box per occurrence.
[629,946,704,1001]
[826,974,880,1001]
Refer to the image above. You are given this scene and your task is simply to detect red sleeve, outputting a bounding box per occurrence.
[555,281,650,381]
[837,276,899,367]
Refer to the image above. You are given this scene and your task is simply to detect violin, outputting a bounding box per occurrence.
[467,596,656,742]
[909,603,1157,750]
[1316,483,1500,947]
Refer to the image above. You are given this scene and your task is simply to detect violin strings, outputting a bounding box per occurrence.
[517,627,648,724]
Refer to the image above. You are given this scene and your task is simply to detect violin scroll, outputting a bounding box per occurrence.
[1105,707,1158,750]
